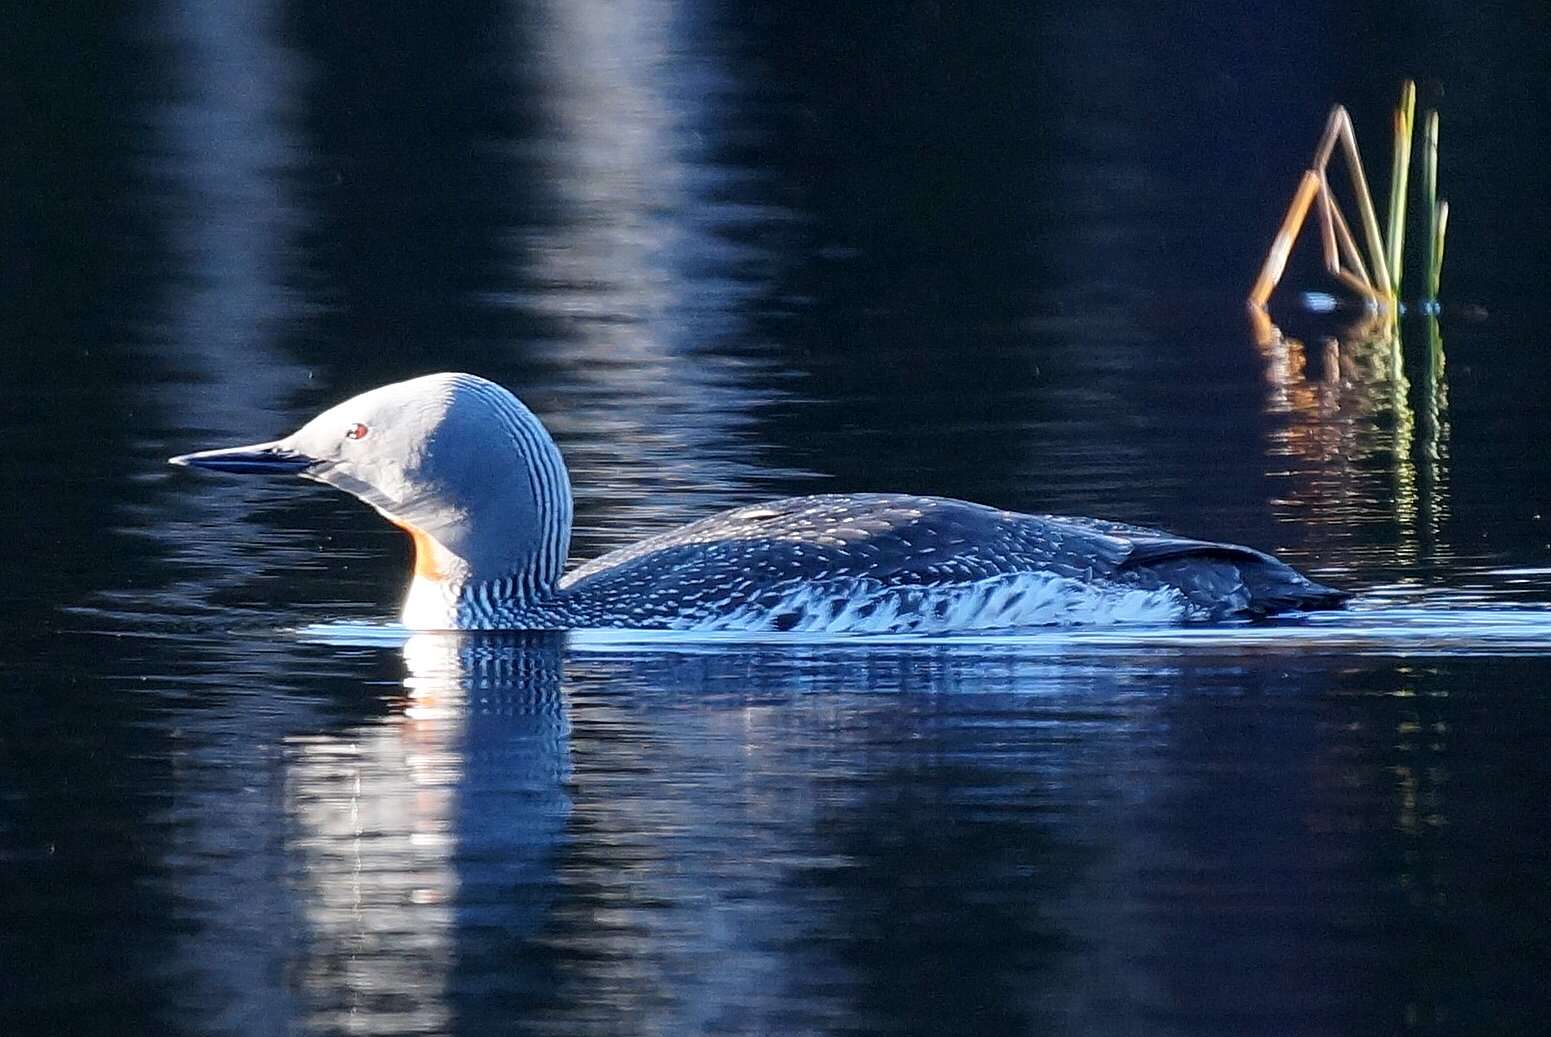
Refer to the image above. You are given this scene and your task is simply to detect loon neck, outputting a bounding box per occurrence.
[388,381,575,630]
[401,570,555,630]
[395,517,567,630]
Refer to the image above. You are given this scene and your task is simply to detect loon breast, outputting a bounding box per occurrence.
[540,494,1346,633]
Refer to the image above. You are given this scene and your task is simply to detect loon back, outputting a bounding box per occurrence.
[534,494,1347,633]
[168,373,1347,632]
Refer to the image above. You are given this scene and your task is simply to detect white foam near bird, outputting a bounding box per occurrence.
[170,372,1347,633]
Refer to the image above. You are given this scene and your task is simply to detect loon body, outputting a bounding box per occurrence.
[171,373,1346,632]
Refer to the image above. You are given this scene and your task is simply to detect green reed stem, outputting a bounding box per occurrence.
[1430,200,1449,301]
[1423,110,1441,301]
[1386,81,1416,299]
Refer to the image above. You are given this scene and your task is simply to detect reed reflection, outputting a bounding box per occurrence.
[284,633,570,1033]
[1252,312,1452,574]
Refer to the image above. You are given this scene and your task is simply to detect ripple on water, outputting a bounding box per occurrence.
[297,594,1551,659]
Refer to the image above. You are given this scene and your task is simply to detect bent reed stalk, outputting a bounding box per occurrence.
[1249,81,1450,314]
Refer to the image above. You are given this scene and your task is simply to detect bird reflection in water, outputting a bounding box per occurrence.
[282,633,570,1033]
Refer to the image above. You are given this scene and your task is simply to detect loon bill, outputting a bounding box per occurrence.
[169,372,1348,633]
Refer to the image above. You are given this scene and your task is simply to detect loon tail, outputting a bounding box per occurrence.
[1235,567,1350,617]
[1122,538,1350,619]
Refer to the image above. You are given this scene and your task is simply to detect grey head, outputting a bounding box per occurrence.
[170,372,573,628]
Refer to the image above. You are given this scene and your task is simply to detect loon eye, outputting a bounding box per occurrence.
[345,422,369,441]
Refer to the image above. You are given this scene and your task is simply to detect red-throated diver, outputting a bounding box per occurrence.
[169,372,1347,632]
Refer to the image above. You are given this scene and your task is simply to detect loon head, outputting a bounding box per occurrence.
[170,372,573,629]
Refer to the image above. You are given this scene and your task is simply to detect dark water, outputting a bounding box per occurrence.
[6,2,1551,1034]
